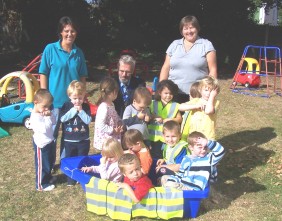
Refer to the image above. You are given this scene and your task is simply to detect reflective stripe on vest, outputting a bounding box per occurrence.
[181,110,192,142]
[85,177,183,220]
[163,140,188,163]
[132,187,183,220]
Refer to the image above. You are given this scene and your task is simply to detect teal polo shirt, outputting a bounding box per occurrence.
[39,40,88,108]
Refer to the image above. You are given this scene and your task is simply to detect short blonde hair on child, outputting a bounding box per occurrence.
[188,131,207,146]
[123,129,144,150]
[190,81,201,98]
[34,89,53,104]
[133,87,152,106]
[163,120,181,135]
[199,76,220,93]
[102,138,124,159]
[118,153,140,174]
[67,80,86,96]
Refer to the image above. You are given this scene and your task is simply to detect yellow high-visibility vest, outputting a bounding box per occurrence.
[148,100,179,142]
[85,176,184,220]
[163,140,188,163]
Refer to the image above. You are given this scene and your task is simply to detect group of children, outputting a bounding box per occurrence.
[30,75,225,204]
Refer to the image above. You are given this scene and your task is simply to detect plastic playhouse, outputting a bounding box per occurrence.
[61,155,210,220]
[0,71,39,129]
[230,45,282,97]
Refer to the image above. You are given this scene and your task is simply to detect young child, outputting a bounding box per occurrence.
[81,138,124,182]
[94,77,124,151]
[30,89,56,191]
[179,76,220,140]
[180,81,201,141]
[123,129,153,175]
[60,80,92,186]
[161,131,225,191]
[155,121,188,180]
[116,153,154,203]
[148,80,182,158]
[122,86,152,147]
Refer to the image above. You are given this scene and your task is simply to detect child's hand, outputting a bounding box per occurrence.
[144,114,150,123]
[196,137,208,148]
[116,182,128,189]
[40,110,51,116]
[210,88,218,98]
[154,117,163,123]
[156,159,165,166]
[137,111,145,120]
[100,156,107,164]
[114,125,124,134]
[81,166,92,173]
[74,105,82,112]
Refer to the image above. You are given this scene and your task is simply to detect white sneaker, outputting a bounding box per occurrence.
[37,184,55,191]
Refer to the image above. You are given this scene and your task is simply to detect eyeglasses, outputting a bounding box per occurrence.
[119,70,132,75]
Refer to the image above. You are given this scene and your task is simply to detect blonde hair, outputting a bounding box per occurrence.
[187,131,207,146]
[34,89,53,104]
[190,81,201,98]
[199,76,220,93]
[118,153,140,174]
[123,129,144,150]
[101,138,124,159]
[97,77,119,105]
[133,87,152,106]
[163,120,181,136]
[67,80,86,96]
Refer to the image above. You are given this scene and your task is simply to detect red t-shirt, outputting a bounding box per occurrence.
[124,175,154,201]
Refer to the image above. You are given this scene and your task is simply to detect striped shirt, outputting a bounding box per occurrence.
[167,140,225,190]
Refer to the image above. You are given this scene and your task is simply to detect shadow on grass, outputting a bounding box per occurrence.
[199,127,276,215]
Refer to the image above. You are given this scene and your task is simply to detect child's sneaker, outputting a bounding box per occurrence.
[37,184,55,192]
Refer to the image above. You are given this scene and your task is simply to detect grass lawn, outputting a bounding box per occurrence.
[0,66,281,221]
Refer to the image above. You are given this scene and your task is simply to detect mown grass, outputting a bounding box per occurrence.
[0,67,281,221]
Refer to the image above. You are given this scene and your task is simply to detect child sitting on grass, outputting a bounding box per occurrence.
[161,131,225,191]
[123,129,153,175]
[30,89,56,191]
[81,138,124,182]
[116,153,153,203]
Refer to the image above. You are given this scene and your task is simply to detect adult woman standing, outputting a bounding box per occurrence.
[159,15,217,103]
[39,16,88,161]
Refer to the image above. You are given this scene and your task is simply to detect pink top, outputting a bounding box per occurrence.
[94,102,122,150]
[91,161,123,182]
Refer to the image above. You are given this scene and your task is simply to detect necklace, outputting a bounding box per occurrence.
[183,39,194,52]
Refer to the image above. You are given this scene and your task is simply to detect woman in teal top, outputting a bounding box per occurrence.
[39,16,88,162]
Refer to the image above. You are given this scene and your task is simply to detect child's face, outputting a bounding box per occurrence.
[106,155,118,163]
[34,100,51,114]
[159,87,173,104]
[126,141,142,153]
[163,129,181,147]
[200,86,212,101]
[189,137,208,157]
[70,93,85,106]
[132,99,148,111]
[123,160,142,182]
